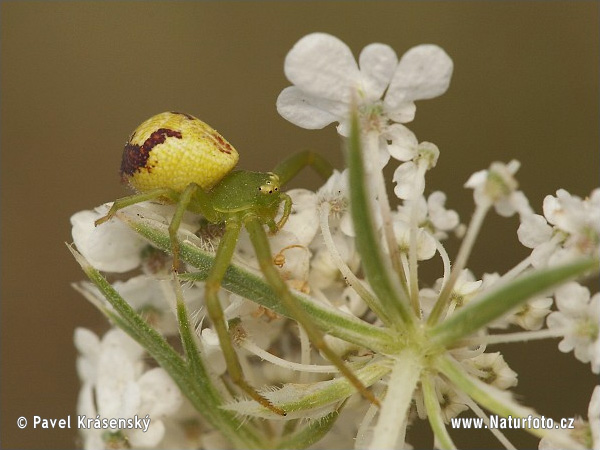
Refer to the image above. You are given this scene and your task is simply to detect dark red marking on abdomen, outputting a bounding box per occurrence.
[213,133,233,154]
[120,128,182,178]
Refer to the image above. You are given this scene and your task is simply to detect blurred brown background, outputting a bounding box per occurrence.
[1,2,598,449]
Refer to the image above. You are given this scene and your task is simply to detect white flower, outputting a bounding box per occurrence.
[392,219,437,261]
[394,192,460,242]
[484,269,554,330]
[71,204,147,273]
[511,297,554,331]
[519,189,600,267]
[316,168,383,237]
[449,270,483,309]
[547,283,600,373]
[544,189,600,259]
[75,328,183,448]
[390,128,440,199]
[435,378,469,423]
[284,189,320,244]
[465,160,532,217]
[317,169,353,233]
[309,232,359,292]
[491,296,553,331]
[420,270,482,319]
[393,161,423,200]
[518,214,554,249]
[277,32,452,164]
[113,275,204,335]
[200,328,227,376]
[427,193,460,242]
[224,294,287,350]
[462,352,518,390]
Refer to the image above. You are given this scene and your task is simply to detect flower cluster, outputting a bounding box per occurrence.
[71,33,599,449]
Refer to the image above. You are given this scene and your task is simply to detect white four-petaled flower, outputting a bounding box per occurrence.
[277,32,453,167]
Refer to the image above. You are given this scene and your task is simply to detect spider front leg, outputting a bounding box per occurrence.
[94,187,178,226]
[245,217,381,408]
[204,219,286,416]
[267,193,293,234]
[273,150,334,186]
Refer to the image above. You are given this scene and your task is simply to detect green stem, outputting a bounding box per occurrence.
[422,373,456,450]
[368,352,421,449]
[429,258,598,347]
[347,109,413,327]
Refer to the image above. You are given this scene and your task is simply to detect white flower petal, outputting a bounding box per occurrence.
[129,420,165,447]
[77,383,97,418]
[386,101,416,123]
[554,282,589,315]
[285,189,319,245]
[393,161,424,199]
[104,328,145,361]
[137,368,182,416]
[276,87,341,129]
[464,170,487,190]
[530,240,558,268]
[201,328,227,376]
[74,328,100,356]
[336,119,351,136]
[518,214,553,248]
[284,32,360,103]
[358,43,398,101]
[386,44,453,107]
[71,206,146,273]
[428,191,459,231]
[96,350,141,417]
[385,123,418,161]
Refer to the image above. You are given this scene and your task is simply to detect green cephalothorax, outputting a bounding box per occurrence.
[95,112,378,416]
[208,171,283,216]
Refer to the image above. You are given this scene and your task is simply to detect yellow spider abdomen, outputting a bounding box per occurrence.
[120,111,239,192]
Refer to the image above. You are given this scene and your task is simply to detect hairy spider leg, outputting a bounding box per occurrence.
[94,187,179,226]
[167,183,199,271]
[274,193,293,232]
[245,217,381,408]
[203,218,286,416]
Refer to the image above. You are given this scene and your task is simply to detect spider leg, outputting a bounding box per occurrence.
[273,150,334,186]
[205,219,286,416]
[94,187,178,226]
[167,183,199,271]
[245,216,380,408]
[266,193,292,234]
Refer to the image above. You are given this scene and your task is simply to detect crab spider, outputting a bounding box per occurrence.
[95,112,379,415]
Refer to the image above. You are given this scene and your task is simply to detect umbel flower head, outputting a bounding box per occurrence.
[70,32,599,450]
